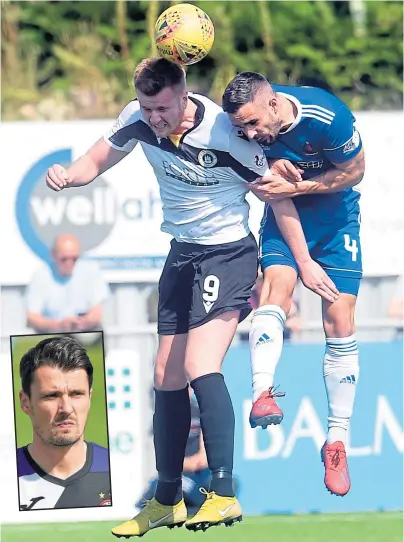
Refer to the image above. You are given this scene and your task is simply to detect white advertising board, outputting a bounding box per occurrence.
[0,112,402,285]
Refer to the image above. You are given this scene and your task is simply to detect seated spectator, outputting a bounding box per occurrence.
[26,234,110,334]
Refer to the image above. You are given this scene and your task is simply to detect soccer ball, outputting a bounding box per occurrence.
[154,3,214,66]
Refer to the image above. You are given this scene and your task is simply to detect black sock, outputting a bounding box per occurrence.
[153,386,191,505]
[191,373,235,497]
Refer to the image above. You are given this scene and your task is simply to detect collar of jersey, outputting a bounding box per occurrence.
[23,441,93,487]
[277,92,302,134]
[175,95,205,145]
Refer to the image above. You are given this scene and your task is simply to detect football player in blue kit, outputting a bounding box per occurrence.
[46,58,327,535]
[223,72,365,497]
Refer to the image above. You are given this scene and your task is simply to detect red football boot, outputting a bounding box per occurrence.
[321,441,351,496]
[249,386,285,429]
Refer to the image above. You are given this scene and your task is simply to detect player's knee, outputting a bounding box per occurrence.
[260,292,293,315]
[323,312,355,337]
[324,320,355,338]
[154,356,187,390]
[260,266,297,313]
[260,276,296,314]
[323,295,356,337]
[185,359,221,382]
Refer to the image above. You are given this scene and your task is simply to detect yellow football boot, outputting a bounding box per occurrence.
[111,497,187,538]
[185,489,242,531]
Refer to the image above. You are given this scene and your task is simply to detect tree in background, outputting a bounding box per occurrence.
[1,0,402,120]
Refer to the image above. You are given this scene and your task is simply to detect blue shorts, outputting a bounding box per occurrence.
[260,201,363,296]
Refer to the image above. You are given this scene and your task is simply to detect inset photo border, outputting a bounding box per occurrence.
[10,331,113,511]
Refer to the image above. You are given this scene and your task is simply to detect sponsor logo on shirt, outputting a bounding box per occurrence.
[343,130,360,154]
[296,160,324,169]
[163,161,219,186]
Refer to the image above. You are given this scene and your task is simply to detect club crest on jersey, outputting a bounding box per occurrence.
[254,155,265,167]
[343,130,360,154]
[303,141,317,155]
[198,150,218,168]
[98,491,112,506]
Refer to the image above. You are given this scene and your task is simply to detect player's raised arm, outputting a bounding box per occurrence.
[294,105,365,195]
[46,138,131,192]
[297,148,365,194]
[251,146,364,198]
[251,168,339,301]
[46,101,140,192]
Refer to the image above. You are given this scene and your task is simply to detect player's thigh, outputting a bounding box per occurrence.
[154,333,188,390]
[322,293,357,337]
[189,233,259,330]
[157,240,194,336]
[260,205,298,311]
[260,204,298,273]
[311,210,362,296]
[185,311,240,381]
[155,241,192,390]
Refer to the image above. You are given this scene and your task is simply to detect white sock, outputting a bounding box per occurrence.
[323,335,359,446]
[249,305,286,402]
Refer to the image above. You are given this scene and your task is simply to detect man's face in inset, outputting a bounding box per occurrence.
[20,366,91,447]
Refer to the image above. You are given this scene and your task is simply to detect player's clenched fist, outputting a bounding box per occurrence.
[46,164,71,191]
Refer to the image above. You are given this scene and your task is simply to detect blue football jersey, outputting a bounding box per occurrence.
[263,85,363,212]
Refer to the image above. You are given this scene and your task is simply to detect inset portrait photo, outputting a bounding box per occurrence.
[10,331,112,511]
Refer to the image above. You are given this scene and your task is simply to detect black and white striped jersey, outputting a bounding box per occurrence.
[104,93,270,245]
[17,442,112,510]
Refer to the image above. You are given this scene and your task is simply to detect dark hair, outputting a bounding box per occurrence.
[134,57,186,96]
[222,72,269,114]
[20,336,94,397]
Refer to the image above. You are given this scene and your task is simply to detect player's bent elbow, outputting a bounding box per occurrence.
[355,152,366,183]
[354,170,365,186]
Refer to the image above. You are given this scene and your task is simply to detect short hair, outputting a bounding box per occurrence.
[134,57,186,96]
[20,336,94,397]
[222,72,269,114]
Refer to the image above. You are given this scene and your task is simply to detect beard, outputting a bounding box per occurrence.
[46,434,82,447]
[34,423,83,447]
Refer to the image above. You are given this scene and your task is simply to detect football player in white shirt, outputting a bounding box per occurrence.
[46,57,331,535]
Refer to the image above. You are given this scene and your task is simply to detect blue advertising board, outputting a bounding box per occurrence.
[223,341,403,515]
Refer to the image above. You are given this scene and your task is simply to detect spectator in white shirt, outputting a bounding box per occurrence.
[26,234,110,333]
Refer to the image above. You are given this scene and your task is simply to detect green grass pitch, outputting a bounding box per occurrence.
[2,512,403,542]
